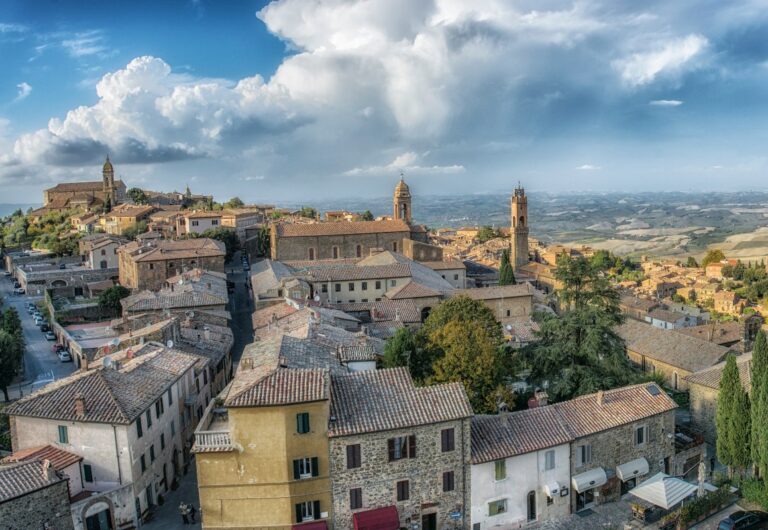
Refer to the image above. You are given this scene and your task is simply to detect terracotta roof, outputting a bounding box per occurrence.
[685,352,753,391]
[4,347,198,424]
[471,408,571,464]
[1,445,82,471]
[331,300,422,323]
[307,263,412,282]
[120,238,226,262]
[553,383,677,439]
[275,219,412,237]
[675,321,744,345]
[647,308,688,323]
[184,211,223,219]
[328,367,473,437]
[421,260,466,271]
[0,461,65,503]
[122,291,226,311]
[385,280,442,299]
[46,180,125,193]
[620,296,660,312]
[454,284,534,300]
[226,368,329,407]
[618,319,732,373]
[108,204,155,218]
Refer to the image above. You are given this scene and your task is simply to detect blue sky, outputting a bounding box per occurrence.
[2,0,768,203]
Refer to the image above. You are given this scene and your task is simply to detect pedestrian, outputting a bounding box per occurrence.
[189,504,198,523]
[179,502,189,525]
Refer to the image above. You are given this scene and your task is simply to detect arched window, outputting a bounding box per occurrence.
[356,245,362,258]
[527,491,536,521]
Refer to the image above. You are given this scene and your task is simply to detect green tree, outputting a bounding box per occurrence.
[420,295,503,348]
[702,249,726,268]
[476,225,498,243]
[382,327,426,377]
[201,227,240,261]
[122,220,149,240]
[360,210,374,221]
[103,196,112,214]
[224,197,245,209]
[499,248,516,285]
[717,354,751,474]
[299,207,317,219]
[686,256,699,268]
[98,285,130,315]
[2,308,21,336]
[127,187,148,204]
[751,331,768,477]
[255,224,271,257]
[0,331,22,402]
[525,255,631,401]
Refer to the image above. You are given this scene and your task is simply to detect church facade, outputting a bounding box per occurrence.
[39,157,127,214]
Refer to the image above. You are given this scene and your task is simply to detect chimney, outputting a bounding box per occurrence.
[42,459,55,481]
[204,327,211,341]
[535,391,548,407]
[74,394,86,416]
[596,390,605,406]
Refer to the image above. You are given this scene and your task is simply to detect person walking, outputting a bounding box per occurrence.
[189,504,198,523]
[179,502,189,525]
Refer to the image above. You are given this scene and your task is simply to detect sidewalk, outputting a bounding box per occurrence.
[142,460,201,530]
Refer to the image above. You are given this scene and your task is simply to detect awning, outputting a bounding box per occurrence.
[544,482,561,497]
[353,506,400,530]
[292,521,328,530]
[616,457,650,482]
[571,467,608,493]
[630,472,697,510]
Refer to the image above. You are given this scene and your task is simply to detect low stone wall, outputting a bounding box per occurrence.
[0,479,74,530]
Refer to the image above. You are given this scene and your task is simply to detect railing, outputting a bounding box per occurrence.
[194,430,233,450]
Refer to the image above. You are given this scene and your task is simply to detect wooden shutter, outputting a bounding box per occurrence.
[350,488,362,509]
[443,471,454,492]
[295,504,302,523]
[388,439,395,461]
[347,445,360,469]
[311,457,319,477]
[312,500,321,520]
[408,435,416,458]
[293,459,300,480]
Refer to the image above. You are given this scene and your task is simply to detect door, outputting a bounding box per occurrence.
[576,489,595,511]
[421,513,436,530]
[621,477,637,495]
[85,509,113,530]
[527,491,537,521]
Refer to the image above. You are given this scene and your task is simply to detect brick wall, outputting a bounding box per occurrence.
[0,480,74,530]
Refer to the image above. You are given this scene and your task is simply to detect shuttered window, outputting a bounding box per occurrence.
[347,444,361,469]
[387,435,416,461]
[396,480,409,501]
[297,412,310,434]
[441,428,455,452]
[545,450,555,470]
[57,425,68,444]
[295,501,321,522]
[442,471,455,492]
[495,459,506,480]
[350,488,363,510]
[292,457,319,479]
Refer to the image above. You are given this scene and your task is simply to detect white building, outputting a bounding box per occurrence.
[470,406,572,529]
[5,344,213,530]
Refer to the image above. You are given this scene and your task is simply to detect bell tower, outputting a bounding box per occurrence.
[102,155,116,204]
[393,174,412,224]
[510,183,529,268]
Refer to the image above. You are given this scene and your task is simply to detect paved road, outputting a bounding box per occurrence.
[226,252,254,366]
[0,273,75,399]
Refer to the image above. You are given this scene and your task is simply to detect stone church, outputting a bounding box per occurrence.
[270,178,431,261]
[37,156,127,216]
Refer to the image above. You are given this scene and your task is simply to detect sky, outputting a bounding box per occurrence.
[2,0,768,203]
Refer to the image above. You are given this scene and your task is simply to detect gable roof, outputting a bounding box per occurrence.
[1,445,82,471]
[120,238,226,262]
[0,461,65,503]
[46,180,126,193]
[684,352,753,391]
[328,367,472,437]
[275,219,412,237]
[385,280,442,299]
[454,284,534,300]
[618,319,732,373]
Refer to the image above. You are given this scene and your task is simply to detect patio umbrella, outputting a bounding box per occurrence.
[697,461,707,498]
[630,473,698,510]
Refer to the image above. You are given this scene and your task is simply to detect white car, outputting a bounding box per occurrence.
[57,350,72,362]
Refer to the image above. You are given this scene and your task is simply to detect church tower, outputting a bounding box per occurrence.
[393,175,412,224]
[510,184,529,268]
[102,155,116,204]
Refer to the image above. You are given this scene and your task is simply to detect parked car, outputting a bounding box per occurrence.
[13,281,20,288]
[40,324,50,332]
[718,511,768,530]
[3,271,11,277]
[53,343,66,353]
[13,288,25,295]
[57,350,72,362]
[44,331,56,341]
[27,306,37,314]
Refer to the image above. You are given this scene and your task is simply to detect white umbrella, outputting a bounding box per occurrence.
[630,473,698,510]
[697,461,707,498]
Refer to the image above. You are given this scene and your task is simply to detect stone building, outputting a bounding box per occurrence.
[118,237,226,291]
[328,367,473,530]
[79,234,128,270]
[36,157,127,216]
[16,260,118,297]
[99,203,155,235]
[0,460,74,530]
[619,295,661,321]
[558,384,677,512]
[510,184,530,269]
[121,268,229,318]
[618,319,733,391]
[453,284,534,324]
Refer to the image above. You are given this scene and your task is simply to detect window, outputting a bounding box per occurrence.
[494,459,506,480]
[167,388,173,406]
[308,248,316,260]
[634,425,648,446]
[155,398,164,419]
[150,445,156,462]
[140,455,147,473]
[149,263,154,270]
[160,433,166,450]
[170,420,176,437]
[146,410,152,429]
[545,450,556,471]
[335,283,341,293]
[454,274,459,280]
[322,284,328,293]
[83,464,93,483]
[297,412,310,434]
[191,220,199,227]
[295,501,320,523]
[58,425,68,444]
[332,246,339,259]
[293,457,319,479]
[136,417,143,438]
[375,280,381,289]
[488,499,507,516]
[350,488,363,510]
[547,496,554,506]
[389,280,396,287]
[576,444,592,467]
[388,435,416,461]
[506,309,511,317]
[443,471,455,492]
[396,480,409,501]
[356,245,362,258]
[392,242,398,252]
[100,249,106,256]
[211,219,219,226]
[362,282,368,291]
[441,428,455,452]
[347,444,361,469]
[349,283,355,291]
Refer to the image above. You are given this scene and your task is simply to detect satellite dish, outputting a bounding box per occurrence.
[506,324,513,331]
[314,294,320,302]
[166,339,174,349]
[102,356,113,369]
[185,310,195,318]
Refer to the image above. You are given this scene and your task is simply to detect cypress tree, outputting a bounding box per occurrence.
[717,354,740,471]
[751,331,768,476]
[499,248,516,286]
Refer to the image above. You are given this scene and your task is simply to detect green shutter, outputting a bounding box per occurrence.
[293,460,300,480]
[311,457,319,477]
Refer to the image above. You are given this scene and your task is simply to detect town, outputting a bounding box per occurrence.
[0,157,766,530]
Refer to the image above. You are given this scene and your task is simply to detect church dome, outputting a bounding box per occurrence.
[103,156,113,172]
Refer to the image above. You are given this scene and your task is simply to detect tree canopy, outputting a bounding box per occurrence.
[98,285,131,314]
[0,308,24,402]
[702,249,726,268]
[717,354,751,473]
[476,225,500,243]
[127,187,148,204]
[752,331,768,477]
[360,210,374,221]
[224,197,245,209]
[498,248,516,286]
[299,206,317,219]
[201,227,240,261]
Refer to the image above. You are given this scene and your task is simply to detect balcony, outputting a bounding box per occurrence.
[674,424,705,454]
[192,401,235,453]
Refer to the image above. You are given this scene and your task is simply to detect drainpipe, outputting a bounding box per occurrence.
[113,425,123,485]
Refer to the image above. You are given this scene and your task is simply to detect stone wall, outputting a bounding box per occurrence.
[626,350,693,391]
[272,232,411,261]
[689,383,718,445]
[569,410,675,512]
[329,418,471,530]
[0,479,74,530]
[401,239,443,262]
[120,255,225,291]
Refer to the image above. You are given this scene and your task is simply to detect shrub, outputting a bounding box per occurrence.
[740,478,768,510]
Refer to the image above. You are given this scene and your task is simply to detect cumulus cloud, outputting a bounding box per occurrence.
[649,99,683,106]
[576,164,601,170]
[344,151,465,176]
[14,82,31,102]
[615,34,708,86]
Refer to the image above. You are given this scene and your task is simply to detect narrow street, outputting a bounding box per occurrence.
[226,251,254,366]
[0,272,75,400]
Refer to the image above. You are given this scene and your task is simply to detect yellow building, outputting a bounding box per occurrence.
[193,336,334,529]
[99,203,156,235]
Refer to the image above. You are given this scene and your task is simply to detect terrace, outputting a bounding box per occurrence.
[192,398,234,453]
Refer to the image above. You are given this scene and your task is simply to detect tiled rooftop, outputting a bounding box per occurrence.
[0,461,65,503]
[0,445,82,471]
[120,238,226,262]
[275,219,412,237]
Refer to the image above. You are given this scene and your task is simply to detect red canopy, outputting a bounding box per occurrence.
[291,521,327,530]
[353,506,400,530]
